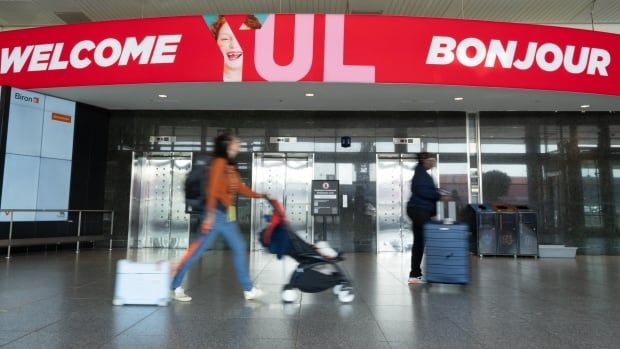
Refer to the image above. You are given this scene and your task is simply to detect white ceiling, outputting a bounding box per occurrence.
[0,0,618,29]
[36,83,620,111]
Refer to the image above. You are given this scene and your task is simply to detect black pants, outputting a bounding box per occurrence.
[407,207,432,278]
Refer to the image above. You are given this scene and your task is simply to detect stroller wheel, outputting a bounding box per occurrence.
[338,287,355,303]
[282,288,299,303]
[333,284,343,296]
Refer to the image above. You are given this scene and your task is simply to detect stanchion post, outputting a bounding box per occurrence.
[6,211,14,259]
[76,211,82,254]
[109,211,115,251]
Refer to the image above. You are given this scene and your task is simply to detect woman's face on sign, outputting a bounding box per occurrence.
[217,22,243,71]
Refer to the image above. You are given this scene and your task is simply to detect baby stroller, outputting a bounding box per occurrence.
[260,199,355,303]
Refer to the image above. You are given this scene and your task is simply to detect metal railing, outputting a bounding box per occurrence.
[2,209,115,259]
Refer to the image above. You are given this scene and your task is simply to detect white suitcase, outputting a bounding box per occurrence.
[113,260,171,306]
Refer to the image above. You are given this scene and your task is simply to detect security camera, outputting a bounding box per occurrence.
[341,136,351,148]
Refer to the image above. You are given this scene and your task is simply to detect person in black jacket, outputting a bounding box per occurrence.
[406,152,448,284]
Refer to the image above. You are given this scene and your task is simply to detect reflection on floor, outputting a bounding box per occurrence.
[1,249,619,348]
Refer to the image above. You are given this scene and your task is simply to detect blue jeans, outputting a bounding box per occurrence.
[171,209,253,291]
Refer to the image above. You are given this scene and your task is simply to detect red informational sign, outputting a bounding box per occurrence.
[0,14,618,96]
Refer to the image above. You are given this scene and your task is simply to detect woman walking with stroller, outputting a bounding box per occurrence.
[171,133,267,301]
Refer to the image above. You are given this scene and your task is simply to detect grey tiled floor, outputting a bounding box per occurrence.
[1,249,619,348]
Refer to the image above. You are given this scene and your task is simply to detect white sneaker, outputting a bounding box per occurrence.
[172,287,192,302]
[244,287,265,300]
[408,276,426,285]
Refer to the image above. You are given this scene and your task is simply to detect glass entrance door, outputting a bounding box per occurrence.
[250,153,314,251]
[128,152,191,248]
[376,154,418,252]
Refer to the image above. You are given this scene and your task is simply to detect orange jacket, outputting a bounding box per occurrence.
[206,157,261,214]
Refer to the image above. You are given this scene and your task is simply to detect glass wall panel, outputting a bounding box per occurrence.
[480,111,620,255]
[105,111,466,252]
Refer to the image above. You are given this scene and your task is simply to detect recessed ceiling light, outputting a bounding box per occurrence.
[454,97,464,101]
[305,92,315,97]
[580,104,590,108]
[158,94,168,98]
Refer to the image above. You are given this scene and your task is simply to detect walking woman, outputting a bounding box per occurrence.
[406,152,447,284]
[171,133,267,301]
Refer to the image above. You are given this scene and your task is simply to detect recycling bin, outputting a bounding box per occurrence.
[492,204,518,256]
[515,205,539,257]
[468,204,497,256]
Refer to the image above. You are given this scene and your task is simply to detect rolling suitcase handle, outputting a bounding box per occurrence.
[436,200,457,224]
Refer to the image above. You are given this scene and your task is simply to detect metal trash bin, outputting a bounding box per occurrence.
[468,204,497,256]
[492,204,518,256]
[515,205,539,257]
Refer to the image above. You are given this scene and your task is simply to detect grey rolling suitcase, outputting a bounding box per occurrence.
[424,201,469,284]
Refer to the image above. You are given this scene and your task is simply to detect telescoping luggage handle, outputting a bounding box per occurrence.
[437,200,457,225]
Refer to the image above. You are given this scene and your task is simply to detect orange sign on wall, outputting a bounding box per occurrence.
[51,113,72,123]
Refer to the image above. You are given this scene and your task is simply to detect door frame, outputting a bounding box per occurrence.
[376,153,416,253]
[127,151,191,248]
[250,152,315,251]
[376,153,441,253]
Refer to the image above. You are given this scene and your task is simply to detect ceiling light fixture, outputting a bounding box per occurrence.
[580,104,590,108]
[305,93,315,97]
[158,94,168,98]
[454,97,464,101]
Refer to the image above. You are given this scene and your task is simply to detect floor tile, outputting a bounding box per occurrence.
[297,318,387,343]
[299,302,375,322]
[0,332,30,347]
[296,337,390,349]
[1,250,618,349]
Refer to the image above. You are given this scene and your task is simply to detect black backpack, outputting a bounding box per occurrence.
[184,155,211,214]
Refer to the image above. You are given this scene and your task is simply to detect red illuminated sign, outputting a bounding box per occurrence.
[0,14,617,96]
